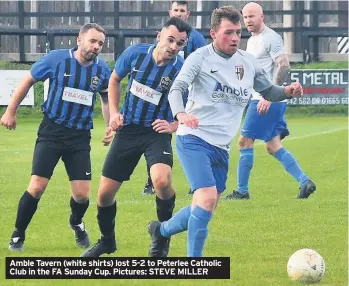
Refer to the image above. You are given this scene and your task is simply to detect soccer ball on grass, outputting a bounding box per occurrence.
[287,248,325,283]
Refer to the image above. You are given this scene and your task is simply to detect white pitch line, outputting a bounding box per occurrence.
[0,147,33,152]
[0,128,347,152]
[254,127,348,146]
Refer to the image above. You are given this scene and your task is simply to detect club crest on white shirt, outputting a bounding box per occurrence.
[235,65,244,80]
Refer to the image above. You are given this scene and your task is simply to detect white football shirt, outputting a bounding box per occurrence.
[174,44,274,150]
[246,26,286,101]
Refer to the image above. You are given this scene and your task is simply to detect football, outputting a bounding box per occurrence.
[287,249,326,283]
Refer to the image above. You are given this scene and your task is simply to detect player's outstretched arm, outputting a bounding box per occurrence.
[284,82,303,97]
[257,55,290,114]
[168,51,202,126]
[0,73,36,130]
[250,52,303,102]
[259,82,303,102]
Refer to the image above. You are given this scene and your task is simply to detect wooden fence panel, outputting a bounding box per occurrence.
[0,0,346,55]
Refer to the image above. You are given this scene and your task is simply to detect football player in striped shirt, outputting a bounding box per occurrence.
[141,0,207,195]
[1,23,112,252]
[81,17,191,257]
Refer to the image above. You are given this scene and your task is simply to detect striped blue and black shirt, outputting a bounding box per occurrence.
[116,44,184,127]
[31,47,111,130]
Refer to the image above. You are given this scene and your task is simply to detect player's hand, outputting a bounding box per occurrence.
[152,119,174,134]
[102,128,115,146]
[108,112,124,131]
[0,111,17,130]
[257,98,272,114]
[176,112,199,128]
[285,82,303,97]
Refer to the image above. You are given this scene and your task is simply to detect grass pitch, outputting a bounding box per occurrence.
[0,115,347,285]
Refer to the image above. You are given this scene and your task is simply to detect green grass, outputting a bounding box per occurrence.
[292,62,348,69]
[0,115,347,285]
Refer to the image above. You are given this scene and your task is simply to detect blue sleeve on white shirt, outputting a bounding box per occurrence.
[30,50,61,81]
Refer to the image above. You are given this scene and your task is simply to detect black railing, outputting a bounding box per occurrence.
[0,1,347,63]
[0,26,347,63]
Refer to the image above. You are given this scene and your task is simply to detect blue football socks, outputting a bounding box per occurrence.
[237,148,254,194]
[275,147,309,188]
[160,205,191,238]
[187,205,213,257]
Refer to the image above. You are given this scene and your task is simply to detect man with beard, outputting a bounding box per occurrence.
[80,17,191,257]
[141,0,206,195]
[1,23,112,251]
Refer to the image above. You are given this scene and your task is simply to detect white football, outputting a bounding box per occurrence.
[287,249,326,283]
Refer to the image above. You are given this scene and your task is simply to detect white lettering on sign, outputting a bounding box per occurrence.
[291,71,348,85]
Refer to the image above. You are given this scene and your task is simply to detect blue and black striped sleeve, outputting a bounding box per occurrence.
[114,46,136,78]
[99,67,111,101]
[30,50,61,81]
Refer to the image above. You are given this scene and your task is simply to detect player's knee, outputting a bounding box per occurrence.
[238,136,253,149]
[265,143,281,156]
[98,190,116,207]
[152,173,171,191]
[27,176,48,198]
[265,144,275,155]
[72,193,89,204]
[200,197,217,212]
[71,182,90,203]
[97,178,121,207]
[196,190,217,212]
[27,187,45,199]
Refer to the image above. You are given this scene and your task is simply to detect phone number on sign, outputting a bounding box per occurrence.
[288,97,348,105]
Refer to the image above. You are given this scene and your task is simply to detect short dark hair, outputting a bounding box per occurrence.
[211,6,242,31]
[79,23,106,36]
[163,17,192,35]
[171,1,189,8]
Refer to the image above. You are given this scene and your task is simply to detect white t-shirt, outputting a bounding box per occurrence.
[174,44,274,151]
[246,26,286,101]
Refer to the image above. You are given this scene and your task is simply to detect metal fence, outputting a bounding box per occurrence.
[0,0,347,63]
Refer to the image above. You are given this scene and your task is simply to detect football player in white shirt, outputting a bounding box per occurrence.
[224,2,315,201]
[147,6,304,257]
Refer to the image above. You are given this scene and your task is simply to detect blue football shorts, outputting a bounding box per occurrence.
[241,100,290,142]
[176,134,229,194]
